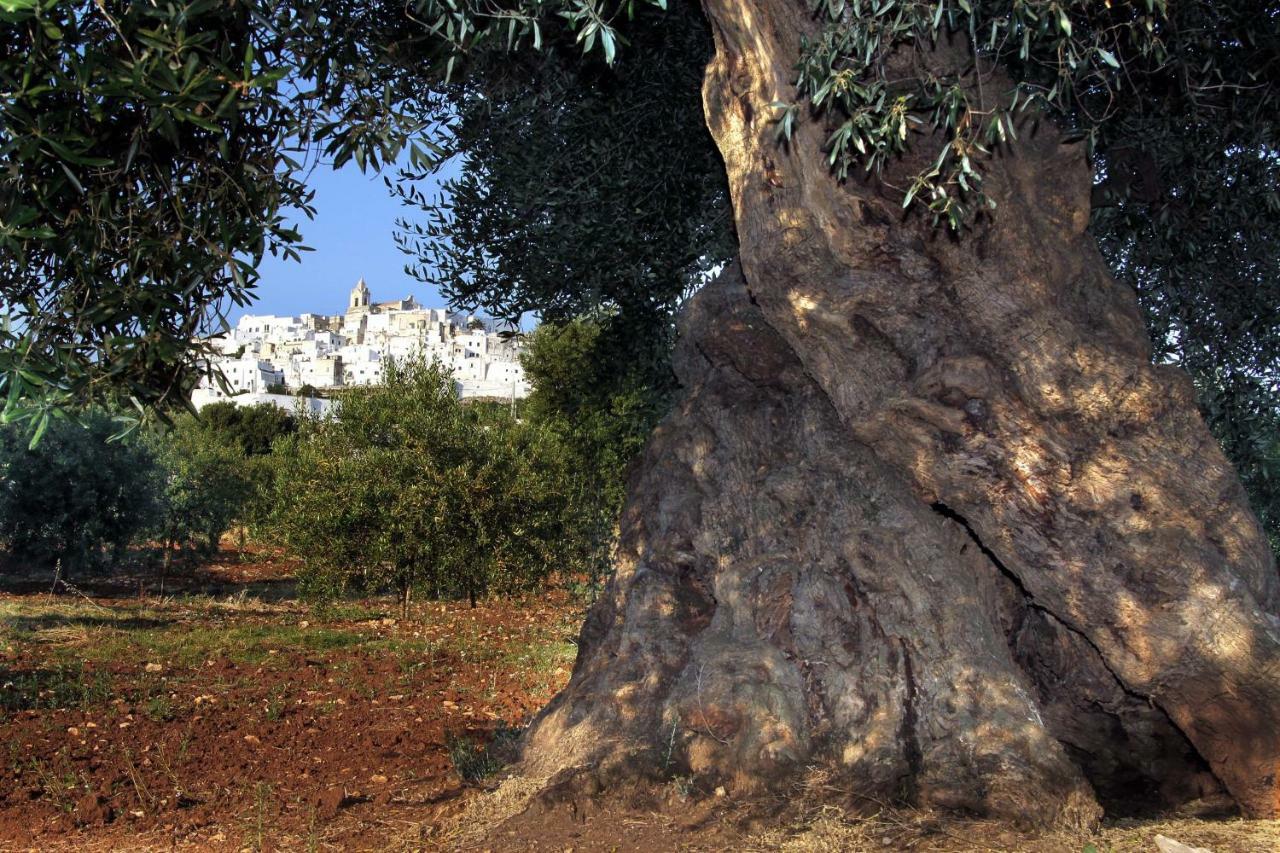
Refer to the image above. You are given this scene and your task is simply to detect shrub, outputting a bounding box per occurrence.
[148,416,253,561]
[197,401,296,456]
[445,725,523,784]
[0,410,160,575]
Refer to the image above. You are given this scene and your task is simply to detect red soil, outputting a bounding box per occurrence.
[0,556,581,851]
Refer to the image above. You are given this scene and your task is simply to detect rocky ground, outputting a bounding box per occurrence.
[0,549,578,851]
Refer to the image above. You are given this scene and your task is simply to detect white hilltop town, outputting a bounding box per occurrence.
[191,278,530,412]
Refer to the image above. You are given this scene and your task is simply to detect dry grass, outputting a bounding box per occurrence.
[746,807,1280,852]
[1097,817,1280,852]
[428,782,1280,853]
[417,772,551,850]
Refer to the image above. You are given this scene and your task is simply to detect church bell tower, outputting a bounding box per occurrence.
[348,277,371,311]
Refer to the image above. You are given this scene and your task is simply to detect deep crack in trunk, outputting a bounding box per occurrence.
[930,500,1231,814]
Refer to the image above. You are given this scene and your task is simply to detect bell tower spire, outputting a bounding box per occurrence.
[348,277,370,310]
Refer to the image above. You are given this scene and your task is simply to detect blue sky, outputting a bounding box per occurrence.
[237,161,454,322]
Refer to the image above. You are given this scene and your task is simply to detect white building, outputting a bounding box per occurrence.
[198,357,283,400]
[192,278,530,411]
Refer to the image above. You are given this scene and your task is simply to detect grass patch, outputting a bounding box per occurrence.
[498,628,576,694]
[445,724,523,784]
[142,692,178,722]
[25,755,80,813]
[503,636,575,675]
[263,684,289,721]
[1,600,367,669]
[0,662,112,713]
[307,600,390,622]
[75,622,366,668]
[244,780,277,852]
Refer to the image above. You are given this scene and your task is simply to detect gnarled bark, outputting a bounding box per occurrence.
[518,0,1280,826]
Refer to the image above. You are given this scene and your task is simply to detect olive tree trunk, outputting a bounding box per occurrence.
[518,0,1280,827]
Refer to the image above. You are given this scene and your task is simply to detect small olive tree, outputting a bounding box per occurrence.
[147,418,254,581]
[0,410,160,576]
[270,357,582,615]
